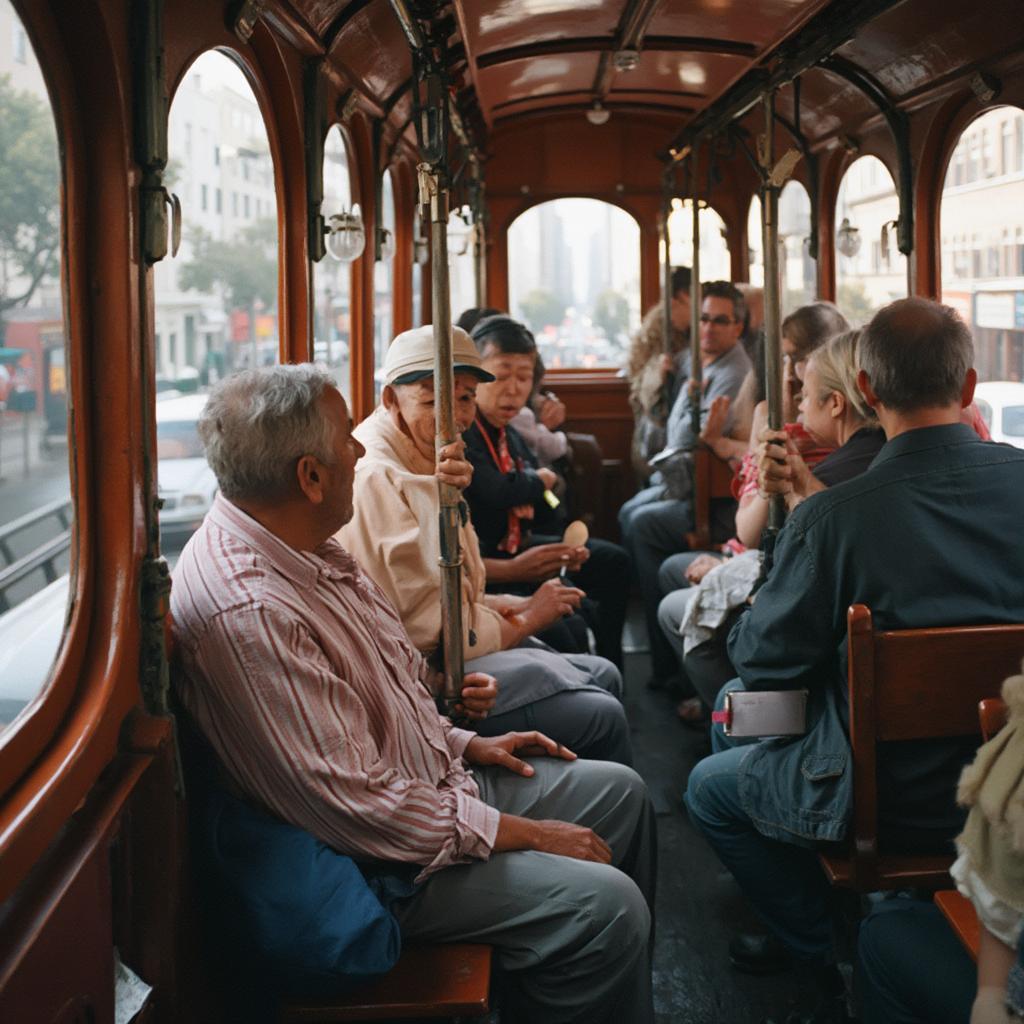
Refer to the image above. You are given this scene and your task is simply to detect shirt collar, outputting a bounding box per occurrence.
[207,494,361,589]
[868,421,978,470]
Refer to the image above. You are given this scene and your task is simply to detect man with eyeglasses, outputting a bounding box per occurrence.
[618,280,752,689]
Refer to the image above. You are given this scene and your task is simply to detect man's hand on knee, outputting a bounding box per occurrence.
[493,813,612,864]
[464,731,577,777]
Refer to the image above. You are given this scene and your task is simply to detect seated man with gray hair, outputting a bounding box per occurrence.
[171,365,656,1024]
[338,325,632,765]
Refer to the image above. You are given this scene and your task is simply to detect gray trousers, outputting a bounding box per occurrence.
[392,758,656,1024]
[467,646,632,766]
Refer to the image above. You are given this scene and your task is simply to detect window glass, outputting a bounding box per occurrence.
[373,169,395,400]
[0,0,71,733]
[747,196,763,287]
[508,198,641,369]
[664,198,731,284]
[411,207,424,328]
[448,205,477,326]
[939,106,1024,384]
[779,181,816,314]
[314,125,353,400]
[156,49,278,556]
[834,156,907,325]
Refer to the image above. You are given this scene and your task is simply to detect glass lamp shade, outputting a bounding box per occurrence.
[324,204,365,262]
[586,102,610,126]
[447,210,471,256]
[836,218,862,258]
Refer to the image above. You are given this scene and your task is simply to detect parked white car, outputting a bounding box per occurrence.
[974,381,1024,449]
[156,393,218,546]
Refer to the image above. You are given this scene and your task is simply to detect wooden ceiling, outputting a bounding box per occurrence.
[270,0,1024,158]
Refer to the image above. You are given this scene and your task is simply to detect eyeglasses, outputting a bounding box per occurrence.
[699,314,737,327]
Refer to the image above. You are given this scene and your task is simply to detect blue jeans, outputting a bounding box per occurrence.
[858,898,975,1023]
[683,681,834,959]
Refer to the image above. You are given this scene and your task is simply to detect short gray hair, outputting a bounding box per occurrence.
[198,364,337,501]
[860,298,974,413]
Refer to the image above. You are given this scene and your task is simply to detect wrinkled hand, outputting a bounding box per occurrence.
[436,439,473,490]
[755,428,797,498]
[464,730,577,777]
[699,395,731,446]
[685,553,724,585]
[513,543,582,580]
[538,395,566,430]
[453,673,498,721]
[524,577,584,632]
[537,467,558,490]
[529,819,612,863]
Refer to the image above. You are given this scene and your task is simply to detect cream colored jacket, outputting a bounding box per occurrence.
[337,406,505,661]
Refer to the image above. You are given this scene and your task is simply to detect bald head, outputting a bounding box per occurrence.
[859,297,974,414]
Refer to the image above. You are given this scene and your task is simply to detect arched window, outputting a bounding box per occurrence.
[0,3,71,737]
[508,198,641,369]
[779,181,816,314]
[747,196,763,286]
[156,49,279,553]
[666,198,731,283]
[940,105,1024,384]
[373,169,396,399]
[834,155,907,325]
[314,125,354,399]
[448,205,477,326]
[411,206,425,328]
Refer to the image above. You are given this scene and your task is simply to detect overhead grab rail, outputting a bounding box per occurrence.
[663,0,903,163]
[387,0,466,713]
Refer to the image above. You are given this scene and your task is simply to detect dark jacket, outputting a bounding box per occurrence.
[464,416,563,556]
[727,424,1024,848]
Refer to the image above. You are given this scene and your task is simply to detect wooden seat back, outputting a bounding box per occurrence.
[822,604,1024,892]
[685,445,735,551]
[979,697,1009,742]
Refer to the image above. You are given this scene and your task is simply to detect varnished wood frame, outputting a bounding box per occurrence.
[0,0,145,904]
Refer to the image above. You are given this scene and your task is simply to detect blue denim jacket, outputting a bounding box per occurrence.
[727,423,1024,846]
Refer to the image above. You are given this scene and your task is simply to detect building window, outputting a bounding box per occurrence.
[12,24,27,63]
[215,187,222,214]
[200,184,208,212]
[214,144,220,166]
[243,194,250,218]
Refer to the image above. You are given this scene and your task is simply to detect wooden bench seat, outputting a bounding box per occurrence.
[685,444,735,552]
[279,943,492,1022]
[819,606,1024,893]
[935,890,980,962]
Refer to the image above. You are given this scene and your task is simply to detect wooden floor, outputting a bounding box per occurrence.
[622,612,826,1024]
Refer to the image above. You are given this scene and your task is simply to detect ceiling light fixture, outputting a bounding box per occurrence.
[586,101,610,126]
[613,49,640,72]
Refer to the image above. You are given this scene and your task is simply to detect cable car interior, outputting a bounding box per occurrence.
[2,0,1024,1021]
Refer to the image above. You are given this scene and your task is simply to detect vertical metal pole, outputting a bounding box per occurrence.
[761,90,786,541]
[689,150,702,439]
[473,178,487,308]
[424,167,465,710]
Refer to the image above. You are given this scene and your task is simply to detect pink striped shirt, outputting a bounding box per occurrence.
[171,494,500,879]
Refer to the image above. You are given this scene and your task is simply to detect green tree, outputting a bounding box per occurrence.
[593,289,629,341]
[836,281,876,327]
[0,75,61,340]
[518,288,564,334]
[177,218,278,314]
